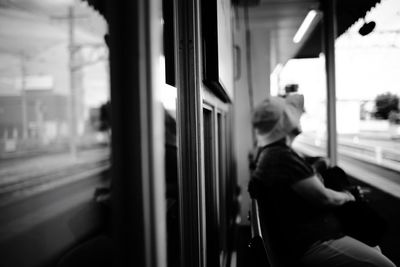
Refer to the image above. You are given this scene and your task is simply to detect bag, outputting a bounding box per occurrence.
[320,166,387,247]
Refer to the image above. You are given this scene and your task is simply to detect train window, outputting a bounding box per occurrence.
[0,3,110,266]
[164,101,179,267]
[217,112,228,266]
[335,0,400,179]
[202,106,220,267]
[277,0,400,196]
[161,0,180,265]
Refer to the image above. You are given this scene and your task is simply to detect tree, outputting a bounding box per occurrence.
[374,92,399,119]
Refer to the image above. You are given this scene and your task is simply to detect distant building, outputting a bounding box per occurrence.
[0,91,68,141]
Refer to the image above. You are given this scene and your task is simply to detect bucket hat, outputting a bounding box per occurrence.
[252,94,304,146]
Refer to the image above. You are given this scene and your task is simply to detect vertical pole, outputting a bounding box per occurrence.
[35,101,43,142]
[68,6,77,157]
[20,53,28,140]
[244,3,254,114]
[108,1,165,267]
[244,3,256,146]
[322,0,337,165]
[176,0,204,266]
[269,31,279,95]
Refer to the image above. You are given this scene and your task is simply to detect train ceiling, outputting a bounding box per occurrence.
[236,0,381,65]
[295,0,382,58]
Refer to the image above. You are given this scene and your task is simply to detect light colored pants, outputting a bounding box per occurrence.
[300,236,396,267]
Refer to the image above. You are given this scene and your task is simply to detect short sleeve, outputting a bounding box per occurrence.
[251,146,314,188]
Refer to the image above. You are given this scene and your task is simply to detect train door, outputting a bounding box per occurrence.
[175,0,237,266]
[202,94,233,267]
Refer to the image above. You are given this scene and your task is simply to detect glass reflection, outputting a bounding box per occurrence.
[0,2,110,266]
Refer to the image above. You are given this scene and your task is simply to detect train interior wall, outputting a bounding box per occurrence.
[233,7,274,225]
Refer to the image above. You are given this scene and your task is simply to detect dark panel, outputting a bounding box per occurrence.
[163,0,176,86]
[82,0,108,21]
[201,0,232,103]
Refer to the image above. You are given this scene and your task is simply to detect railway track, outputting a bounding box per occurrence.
[0,148,110,207]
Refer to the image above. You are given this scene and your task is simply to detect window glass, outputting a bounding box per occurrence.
[161,0,179,265]
[0,2,110,266]
[161,57,179,267]
[164,98,179,267]
[217,112,228,266]
[278,0,400,198]
[336,0,400,173]
[203,106,220,267]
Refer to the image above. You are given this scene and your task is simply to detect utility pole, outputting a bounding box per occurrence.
[68,5,78,158]
[52,5,104,158]
[20,53,28,140]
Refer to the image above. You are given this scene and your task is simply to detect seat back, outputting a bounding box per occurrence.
[248,199,281,267]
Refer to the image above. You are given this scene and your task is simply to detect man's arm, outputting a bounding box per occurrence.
[292,175,355,207]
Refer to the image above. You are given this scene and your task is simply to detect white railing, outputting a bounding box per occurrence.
[293,137,400,198]
[295,135,400,172]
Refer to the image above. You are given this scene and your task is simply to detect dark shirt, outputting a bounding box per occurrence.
[249,139,343,259]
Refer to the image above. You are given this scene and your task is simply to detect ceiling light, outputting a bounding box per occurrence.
[293,10,318,43]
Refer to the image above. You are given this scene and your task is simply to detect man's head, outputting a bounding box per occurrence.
[252,94,304,145]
